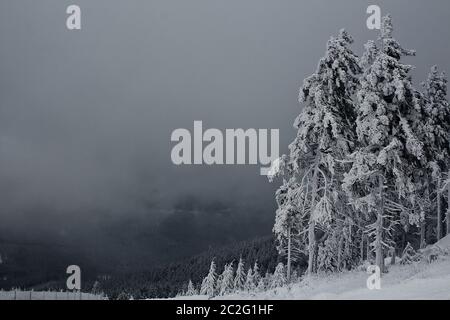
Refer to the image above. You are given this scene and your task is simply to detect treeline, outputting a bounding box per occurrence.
[98,236,301,299]
[180,259,292,298]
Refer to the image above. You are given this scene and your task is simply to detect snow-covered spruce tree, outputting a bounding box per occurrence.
[200,259,217,297]
[218,262,234,296]
[233,257,246,291]
[244,267,255,292]
[273,178,305,280]
[186,280,197,296]
[252,261,261,285]
[421,66,450,240]
[284,29,361,275]
[270,263,286,289]
[404,65,450,247]
[343,15,424,273]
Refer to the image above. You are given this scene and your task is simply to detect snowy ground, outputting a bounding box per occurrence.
[232,257,450,300]
[0,290,105,300]
[177,236,450,300]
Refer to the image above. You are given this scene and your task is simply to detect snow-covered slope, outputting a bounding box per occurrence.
[431,234,450,252]
[176,236,450,300]
[230,257,450,300]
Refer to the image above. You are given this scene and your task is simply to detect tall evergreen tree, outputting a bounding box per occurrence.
[186,280,197,296]
[343,15,424,272]
[233,257,246,291]
[279,29,361,274]
[252,261,261,285]
[244,267,256,291]
[218,262,234,296]
[200,260,217,297]
[270,263,286,288]
[421,65,450,240]
[273,178,303,280]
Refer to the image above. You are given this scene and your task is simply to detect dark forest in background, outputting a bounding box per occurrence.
[1,235,304,299]
[0,195,275,293]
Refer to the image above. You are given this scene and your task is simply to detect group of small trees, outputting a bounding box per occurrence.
[181,258,290,298]
[271,15,450,278]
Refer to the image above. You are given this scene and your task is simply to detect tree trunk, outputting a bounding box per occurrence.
[420,219,426,249]
[360,231,365,263]
[313,241,319,272]
[401,229,406,252]
[437,175,442,241]
[287,225,291,282]
[375,175,385,273]
[375,212,384,273]
[336,221,344,270]
[337,243,341,270]
[390,247,396,265]
[307,166,319,275]
[307,220,316,275]
[337,237,344,271]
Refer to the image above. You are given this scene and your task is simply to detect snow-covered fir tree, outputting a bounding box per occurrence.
[271,263,286,288]
[421,66,450,167]
[218,262,234,296]
[273,178,304,279]
[244,267,255,291]
[200,260,217,297]
[420,65,450,240]
[186,279,197,296]
[274,29,362,275]
[233,257,246,291]
[343,15,425,272]
[252,261,261,285]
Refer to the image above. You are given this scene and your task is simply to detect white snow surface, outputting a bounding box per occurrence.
[433,234,450,252]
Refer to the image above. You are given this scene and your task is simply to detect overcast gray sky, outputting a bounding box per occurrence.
[0,0,449,268]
